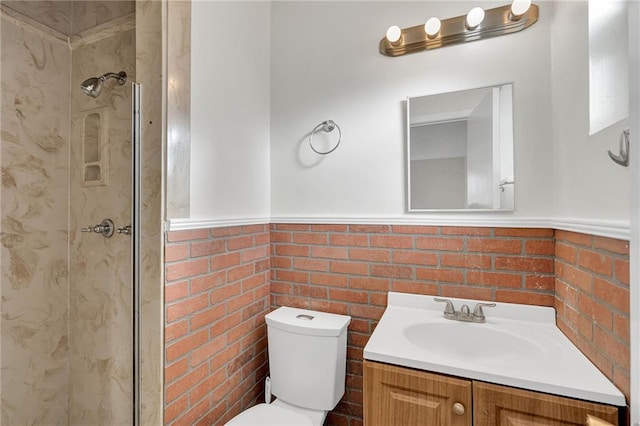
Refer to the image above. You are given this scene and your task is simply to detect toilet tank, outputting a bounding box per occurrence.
[265,307,351,411]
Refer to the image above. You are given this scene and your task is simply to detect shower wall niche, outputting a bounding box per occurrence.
[82,107,109,186]
[1,2,136,424]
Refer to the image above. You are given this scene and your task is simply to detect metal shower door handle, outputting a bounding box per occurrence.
[81,218,115,238]
[117,225,132,236]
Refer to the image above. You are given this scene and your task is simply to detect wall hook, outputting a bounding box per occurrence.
[608,128,629,167]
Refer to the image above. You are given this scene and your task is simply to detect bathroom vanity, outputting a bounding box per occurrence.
[364,361,619,425]
[362,292,625,425]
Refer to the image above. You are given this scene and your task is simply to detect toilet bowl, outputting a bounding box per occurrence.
[224,306,351,426]
[226,399,322,426]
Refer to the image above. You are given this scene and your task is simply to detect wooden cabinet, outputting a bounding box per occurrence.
[364,361,620,426]
[364,361,472,426]
[474,381,618,426]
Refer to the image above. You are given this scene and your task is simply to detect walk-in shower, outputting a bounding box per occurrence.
[80,71,128,98]
[1,2,142,424]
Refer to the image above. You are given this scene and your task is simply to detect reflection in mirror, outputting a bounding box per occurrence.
[407,84,515,211]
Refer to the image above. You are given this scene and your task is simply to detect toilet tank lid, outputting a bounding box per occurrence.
[266,307,351,337]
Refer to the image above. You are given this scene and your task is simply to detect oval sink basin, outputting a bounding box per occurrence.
[403,322,550,364]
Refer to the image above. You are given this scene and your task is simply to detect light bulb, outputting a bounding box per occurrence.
[386,25,402,43]
[510,0,531,19]
[424,17,441,38]
[465,7,485,30]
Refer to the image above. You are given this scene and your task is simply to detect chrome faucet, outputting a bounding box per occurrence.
[434,298,495,323]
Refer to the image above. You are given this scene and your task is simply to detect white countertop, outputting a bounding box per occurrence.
[363,292,625,407]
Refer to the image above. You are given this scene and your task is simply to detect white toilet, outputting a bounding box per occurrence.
[226,306,351,426]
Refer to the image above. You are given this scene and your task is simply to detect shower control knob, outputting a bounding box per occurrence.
[117,225,132,236]
[80,219,115,238]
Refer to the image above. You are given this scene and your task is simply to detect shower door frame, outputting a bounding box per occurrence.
[132,82,141,426]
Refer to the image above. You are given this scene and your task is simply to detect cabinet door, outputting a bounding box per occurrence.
[364,361,472,426]
[473,381,619,426]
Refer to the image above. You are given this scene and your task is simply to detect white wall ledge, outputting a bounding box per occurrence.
[166,216,629,241]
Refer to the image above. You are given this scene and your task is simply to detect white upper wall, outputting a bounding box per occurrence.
[269,1,555,220]
[550,1,629,224]
[190,1,271,220]
[186,1,629,230]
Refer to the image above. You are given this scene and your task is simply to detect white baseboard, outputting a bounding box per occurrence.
[167,217,270,232]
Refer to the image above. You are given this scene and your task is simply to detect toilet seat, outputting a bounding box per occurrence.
[225,403,313,426]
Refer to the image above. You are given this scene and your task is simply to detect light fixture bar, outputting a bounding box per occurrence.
[380,3,538,57]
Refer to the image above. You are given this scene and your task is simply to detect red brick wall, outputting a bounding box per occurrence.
[554,230,630,403]
[164,225,270,426]
[163,224,631,426]
[270,224,557,426]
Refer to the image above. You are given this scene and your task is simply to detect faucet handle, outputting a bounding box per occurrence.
[460,304,471,317]
[472,302,496,321]
[434,298,456,315]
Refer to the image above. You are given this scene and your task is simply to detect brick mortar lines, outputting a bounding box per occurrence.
[164,225,629,426]
[554,232,630,402]
[269,226,590,425]
[555,263,629,317]
[556,260,629,319]
[555,297,630,401]
[555,235,629,317]
[270,227,555,425]
[556,281,630,353]
[272,224,554,238]
[560,252,629,289]
[165,233,270,302]
[270,227,556,300]
[269,226,557,246]
[164,227,271,426]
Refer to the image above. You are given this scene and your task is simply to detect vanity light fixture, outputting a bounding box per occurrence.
[380,1,539,57]
[424,17,441,38]
[465,7,485,30]
[386,25,402,44]
[510,0,532,20]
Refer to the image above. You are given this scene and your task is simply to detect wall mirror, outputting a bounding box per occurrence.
[407,83,515,211]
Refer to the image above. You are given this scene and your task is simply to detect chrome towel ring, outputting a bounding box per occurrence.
[309,120,341,155]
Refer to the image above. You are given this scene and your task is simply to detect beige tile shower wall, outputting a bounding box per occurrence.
[72,1,135,35]
[136,1,166,423]
[166,0,190,218]
[68,28,135,426]
[1,1,72,35]
[0,16,71,425]
[3,1,135,38]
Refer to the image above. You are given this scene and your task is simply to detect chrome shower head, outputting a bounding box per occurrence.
[80,71,127,98]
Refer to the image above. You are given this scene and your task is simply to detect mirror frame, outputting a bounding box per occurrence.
[406,82,516,212]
